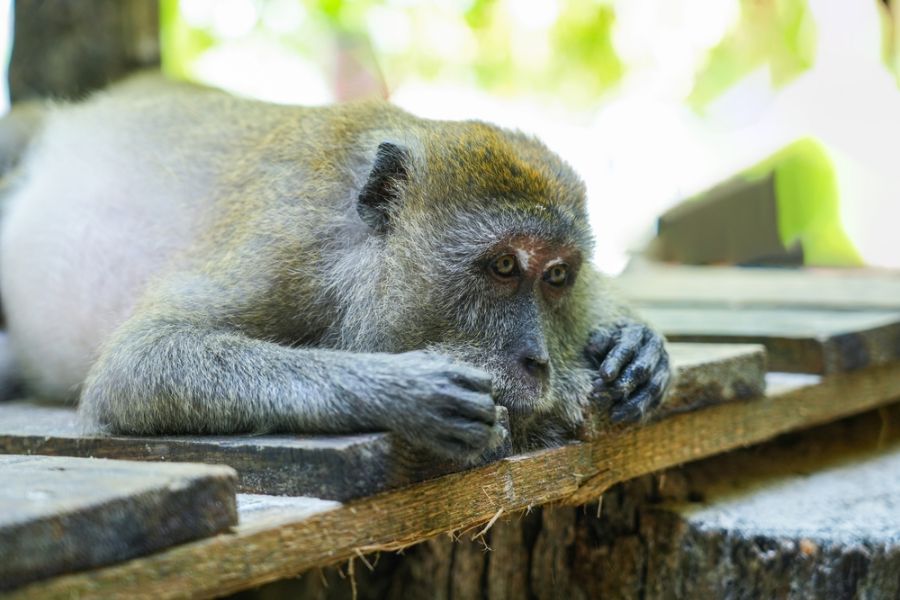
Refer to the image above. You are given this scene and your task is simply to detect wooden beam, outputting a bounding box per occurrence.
[10,361,900,599]
[366,405,900,600]
[638,307,900,374]
[617,263,900,311]
[0,343,765,501]
[0,456,237,591]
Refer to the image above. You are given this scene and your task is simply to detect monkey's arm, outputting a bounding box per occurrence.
[79,316,503,459]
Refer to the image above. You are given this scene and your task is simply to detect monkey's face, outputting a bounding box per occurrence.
[381,208,593,419]
[350,129,593,417]
[465,233,584,416]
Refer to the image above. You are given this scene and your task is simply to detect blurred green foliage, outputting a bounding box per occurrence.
[160,0,871,267]
[160,0,211,81]
[688,0,816,111]
[162,0,824,108]
[745,139,862,266]
[161,0,625,104]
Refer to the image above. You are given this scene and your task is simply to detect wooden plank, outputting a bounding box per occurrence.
[9,360,900,600]
[617,263,900,311]
[662,343,766,416]
[640,307,900,374]
[0,405,512,502]
[0,343,765,500]
[0,455,237,592]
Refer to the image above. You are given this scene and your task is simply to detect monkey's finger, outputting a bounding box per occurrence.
[588,379,615,411]
[489,421,510,447]
[409,417,492,458]
[598,325,645,383]
[423,433,478,458]
[585,328,616,367]
[447,367,493,394]
[434,419,494,450]
[611,334,665,397]
[610,367,671,424]
[440,391,497,425]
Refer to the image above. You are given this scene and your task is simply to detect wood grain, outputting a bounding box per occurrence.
[618,409,900,600]
[9,361,900,600]
[0,343,763,501]
[662,343,766,415]
[0,455,237,591]
[639,307,900,374]
[355,406,900,600]
[617,262,900,311]
[0,404,512,502]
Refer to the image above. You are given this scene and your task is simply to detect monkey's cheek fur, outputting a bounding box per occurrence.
[491,375,551,419]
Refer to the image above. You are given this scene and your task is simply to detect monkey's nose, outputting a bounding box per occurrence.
[521,352,550,381]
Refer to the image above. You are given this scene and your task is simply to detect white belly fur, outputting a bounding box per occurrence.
[0,104,204,400]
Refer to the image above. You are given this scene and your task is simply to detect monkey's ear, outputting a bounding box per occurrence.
[357,142,410,234]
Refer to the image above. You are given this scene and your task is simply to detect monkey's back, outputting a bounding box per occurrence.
[0,77,304,399]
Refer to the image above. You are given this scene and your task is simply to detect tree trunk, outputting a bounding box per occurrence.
[9,0,159,102]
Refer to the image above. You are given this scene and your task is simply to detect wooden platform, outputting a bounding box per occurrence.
[638,307,900,374]
[0,343,766,501]
[0,456,237,591]
[619,265,900,373]
[7,363,900,599]
[561,405,900,599]
[617,262,900,311]
[4,265,900,598]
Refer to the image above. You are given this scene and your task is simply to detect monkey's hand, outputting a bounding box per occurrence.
[585,320,671,423]
[391,351,507,461]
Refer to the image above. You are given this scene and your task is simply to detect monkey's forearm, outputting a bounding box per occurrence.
[81,322,382,434]
[79,320,500,457]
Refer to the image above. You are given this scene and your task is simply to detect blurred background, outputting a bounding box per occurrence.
[4,0,899,274]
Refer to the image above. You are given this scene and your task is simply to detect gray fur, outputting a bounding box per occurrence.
[0,75,670,458]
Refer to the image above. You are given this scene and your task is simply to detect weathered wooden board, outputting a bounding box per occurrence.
[0,405,511,502]
[0,344,764,501]
[10,361,900,600]
[0,455,237,592]
[639,307,900,374]
[617,262,900,311]
[661,343,765,416]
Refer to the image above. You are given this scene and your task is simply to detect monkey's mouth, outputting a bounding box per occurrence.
[490,369,549,418]
[420,342,549,417]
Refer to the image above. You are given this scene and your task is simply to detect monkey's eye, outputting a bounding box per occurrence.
[491,254,519,278]
[544,263,568,287]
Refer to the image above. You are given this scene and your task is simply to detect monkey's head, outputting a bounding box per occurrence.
[344,119,595,418]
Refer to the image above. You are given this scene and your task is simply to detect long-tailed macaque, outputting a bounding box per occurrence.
[0,76,670,458]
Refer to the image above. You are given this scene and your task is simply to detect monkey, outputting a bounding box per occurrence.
[0,75,670,459]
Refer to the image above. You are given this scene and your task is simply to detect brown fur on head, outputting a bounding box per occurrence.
[337,117,599,420]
